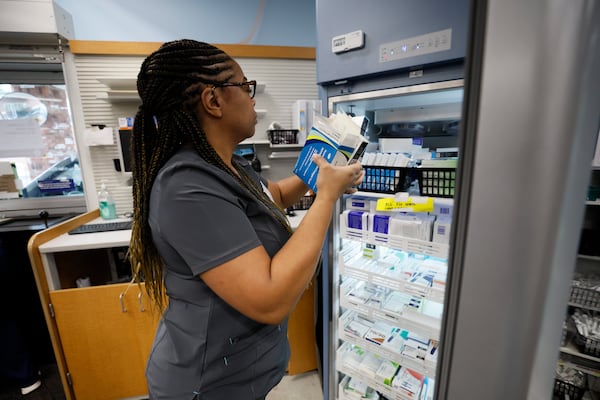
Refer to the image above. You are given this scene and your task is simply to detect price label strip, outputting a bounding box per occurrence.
[376,197,435,212]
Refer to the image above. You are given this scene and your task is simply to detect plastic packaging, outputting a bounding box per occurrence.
[98,182,117,220]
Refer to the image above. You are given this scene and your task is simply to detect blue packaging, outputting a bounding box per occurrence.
[347,210,366,229]
[373,214,390,234]
[293,114,368,192]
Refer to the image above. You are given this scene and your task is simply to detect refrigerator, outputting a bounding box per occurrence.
[315,1,600,399]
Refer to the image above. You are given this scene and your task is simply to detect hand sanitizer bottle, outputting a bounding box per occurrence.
[98,182,117,220]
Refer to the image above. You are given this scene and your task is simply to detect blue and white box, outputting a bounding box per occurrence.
[293,112,369,192]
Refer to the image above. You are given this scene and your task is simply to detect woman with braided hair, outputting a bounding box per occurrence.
[130,39,363,400]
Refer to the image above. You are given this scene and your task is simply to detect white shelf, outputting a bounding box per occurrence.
[341,224,449,259]
[578,255,600,262]
[268,151,301,159]
[96,90,140,102]
[341,259,445,304]
[97,78,265,93]
[338,311,437,378]
[239,139,270,145]
[270,143,303,149]
[568,302,600,312]
[560,342,600,367]
[352,191,455,207]
[586,200,600,206]
[340,294,441,341]
[336,342,426,400]
[557,357,600,378]
[256,109,267,118]
[97,78,137,90]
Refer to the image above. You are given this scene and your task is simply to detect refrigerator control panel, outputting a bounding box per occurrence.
[380,28,452,63]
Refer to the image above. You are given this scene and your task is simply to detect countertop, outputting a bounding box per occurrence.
[39,210,308,254]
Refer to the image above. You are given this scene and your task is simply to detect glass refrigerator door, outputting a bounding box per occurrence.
[327,79,463,400]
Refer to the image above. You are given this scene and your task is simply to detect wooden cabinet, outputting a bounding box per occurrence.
[50,284,157,399]
[287,276,318,375]
[28,210,157,400]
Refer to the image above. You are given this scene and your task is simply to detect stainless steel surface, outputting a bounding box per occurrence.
[438,0,600,399]
[0,214,74,232]
[0,195,86,218]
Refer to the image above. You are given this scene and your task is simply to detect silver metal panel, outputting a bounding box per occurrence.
[438,0,600,399]
[0,196,85,218]
[326,79,464,116]
[374,102,462,124]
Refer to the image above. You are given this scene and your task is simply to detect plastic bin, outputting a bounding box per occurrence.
[417,167,456,198]
[291,193,315,210]
[587,186,600,201]
[569,286,600,309]
[553,378,586,400]
[574,331,600,357]
[268,129,299,144]
[357,166,414,194]
[588,375,600,392]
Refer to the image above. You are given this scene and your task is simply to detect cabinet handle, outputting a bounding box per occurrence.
[119,292,127,313]
[138,291,145,312]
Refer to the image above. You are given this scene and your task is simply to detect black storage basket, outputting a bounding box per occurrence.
[569,285,600,309]
[553,378,586,400]
[574,331,600,357]
[291,194,315,210]
[417,167,456,198]
[267,129,299,145]
[588,374,600,393]
[357,166,414,194]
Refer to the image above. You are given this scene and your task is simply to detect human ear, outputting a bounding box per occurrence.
[199,86,223,118]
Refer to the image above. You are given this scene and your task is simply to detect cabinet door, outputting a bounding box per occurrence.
[50,283,158,400]
[287,277,318,375]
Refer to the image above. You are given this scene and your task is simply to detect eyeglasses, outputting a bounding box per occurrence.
[212,80,257,99]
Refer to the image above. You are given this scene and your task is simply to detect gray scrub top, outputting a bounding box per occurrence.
[145,147,292,400]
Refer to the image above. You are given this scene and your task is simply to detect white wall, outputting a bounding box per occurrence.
[53,0,316,46]
[71,53,318,214]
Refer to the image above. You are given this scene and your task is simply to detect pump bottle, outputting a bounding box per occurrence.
[98,182,117,220]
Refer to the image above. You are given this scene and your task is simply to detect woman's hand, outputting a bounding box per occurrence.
[312,154,364,202]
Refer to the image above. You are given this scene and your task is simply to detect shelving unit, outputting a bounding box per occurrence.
[557,163,600,399]
[561,343,600,372]
[256,109,267,118]
[96,78,139,102]
[333,192,449,400]
[96,90,139,102]
[267,142,302,162]
[268,151,301,159]
[95,78,266,105]
[270,143,303,149]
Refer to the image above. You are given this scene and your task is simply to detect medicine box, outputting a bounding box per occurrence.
[293,113,368,192]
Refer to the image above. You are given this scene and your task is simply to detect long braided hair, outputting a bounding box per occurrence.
[130,39,291,312]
